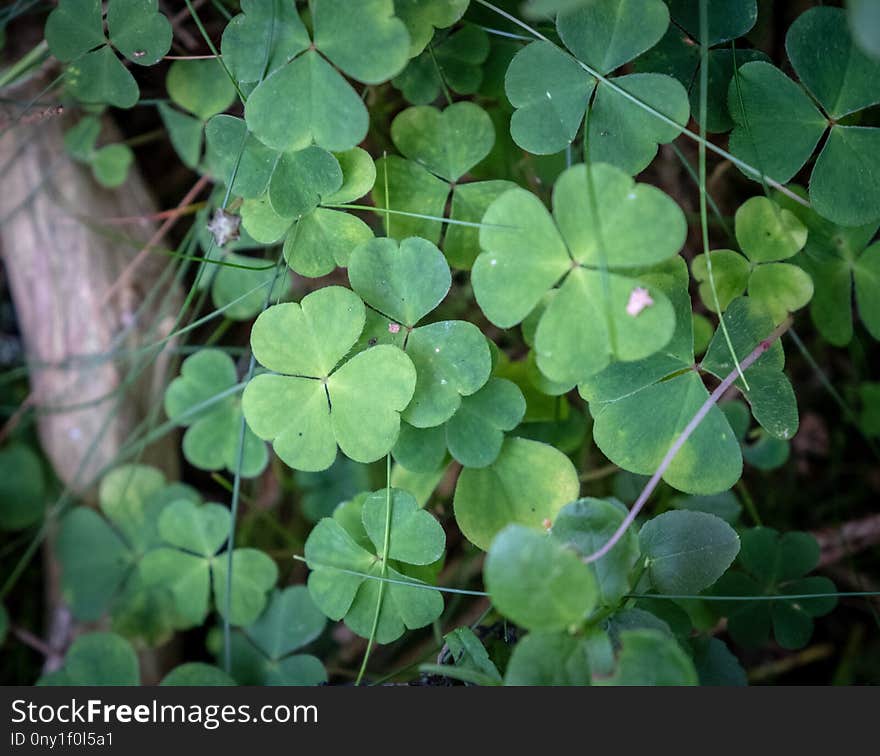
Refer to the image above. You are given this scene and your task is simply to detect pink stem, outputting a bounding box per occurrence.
[582,318,792,564]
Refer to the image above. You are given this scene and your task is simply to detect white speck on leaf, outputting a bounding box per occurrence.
[626,287,654,317]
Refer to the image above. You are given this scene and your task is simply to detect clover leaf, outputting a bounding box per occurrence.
[453,436,580,550]
[373,102,516,268]
[239,0,410,153]
[639,510,740,594]
[506,1,689,169]
[304,488,446,643]
[164,349,268,478]
[692,196,813,323]
[393,0,470,56]
[503,630,593,686]
[581,262,796,493]
[38,633,139,686]
[776,187,880,346]
[486,524,599,632]
[598,629,698,686]
[711,528,837,650]
[160,59,237,169]
[348,236,492,427]
[634,1,762,132]
[139,499,278,628]
[392,26,491,106]
[224,587,327,686]
[45,0,171,108]
[473,163,685,384]
[63,115,133,188]
[552,498,640,606]
[0,442,46,531]
[160,664,235,686]
[728,7,880,226]
[242,286,417,471]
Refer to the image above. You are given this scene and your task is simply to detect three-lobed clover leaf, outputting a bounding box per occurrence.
[45,0,172,108]
[634,0,763,132]
[728,7,880,226]
[776,187,880,346]
[473,163,685,385]
[373,101,516,269]
[235,0,410,153]
[159,59,237,169]
[348,235,492,427]
[393,0,470,57]
[242,286,417,472]
[304,488,446,643]
[506,0,690,170]
[711,527,837,650]
[160,663,235,686]
[224,586,327,686]
[453,436,580,550]
[392,25,491,106]
[692,196,814,324]
[581,262,797,494]
[139,498,278,628]
[165,349,268,478]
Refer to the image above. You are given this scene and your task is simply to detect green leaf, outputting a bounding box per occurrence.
[393,423,447,473]
[735,196,808,264]
[284,209,374,278]
[506,41,595,155]
[158,499,230,558]
[91,143,133,187]
[164,349,268,477]
[160,663,236,686]
[748,263,814,324]
[445,180,517,270]
[327,147,377,204]
[361,489,445,564]
[45,0,105,62]
[139,547,211,627]
[786,7,880,120]
[0,443,45,531]
[591,370,743,494]
[553,498,640,606]
[453,437,580,550]
[167,59,236,120]
[98,465,168,553]
[205,115,278,198]
[485,524,598,631]
[810,126,880,228]
[391,102,495,183]
[106,0,171,66]
[221,0,310,84]
[213,548,279,626]
[402,321,493,428]
[727,61,827,184]
[557,0,670,75]
[41,633,139,686]
[372,156,450,243]
[245,50,369,153]
[225,634,327,686]
[691,249,750,313]
[393,0,469,56]
[639,510,740,594]
[504,631,592,686]
[304,493,445,643]
[244,586,326,660]
[586,73,690,174]
[268,146,343,219]
[600,629,697,685]
[244,288,417,470]
[158,104,203,168]
[211,252,289,321]
[665,0,757,45]
[313,0,411,84]
[445,378,526,468]
[348,236,451,327]
[65,46,139,108]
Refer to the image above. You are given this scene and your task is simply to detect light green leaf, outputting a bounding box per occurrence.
[268,146,343,219]
[106,0,172,66]
[504,631,592,686]
[453,437,580,550]
[445,180,517,270]
[245,586,326,660]
[393,0,469,56]
[348,236,451,327]
[65,46,139,108]
[284,209,373,277]
[691,250,750,313]
[748,263,814,324]
[391,102,495,183]
[167,59,236,120]
[205,115,278,198]
[326,147,377,204]
[485,525,598,631]
[506,41,595,155]
[91,144,133,188]
[361,489,445,564]
[158,499,230,558]
[213,548,279,626]
[735,196,807,263]
[600,629,697,685]
[372,156,450,243]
